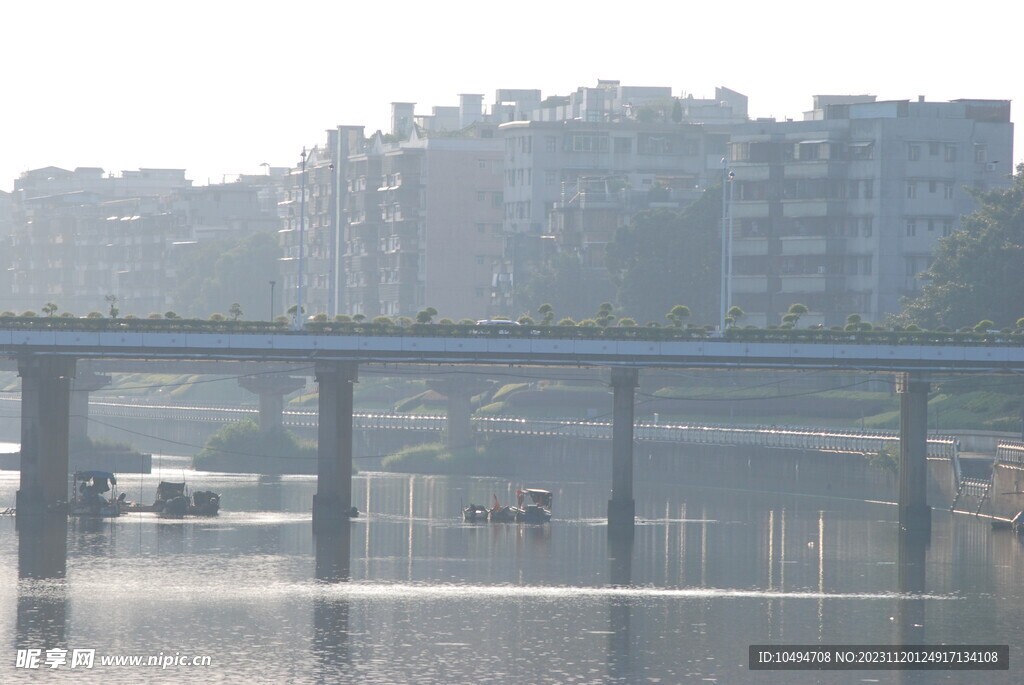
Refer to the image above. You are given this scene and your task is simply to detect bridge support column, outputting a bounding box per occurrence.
[428,378,489,451]
[608,367,638,534]
[16,355,76,518]
[238,374,306,431]
[69,365,111,447]
[897,372,931,534]
[312,362,358,530]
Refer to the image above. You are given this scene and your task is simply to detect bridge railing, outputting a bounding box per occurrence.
[996,440,1024,467]
[2,316,1023,346]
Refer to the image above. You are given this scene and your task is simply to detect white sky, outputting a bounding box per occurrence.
[2,0,1020,192]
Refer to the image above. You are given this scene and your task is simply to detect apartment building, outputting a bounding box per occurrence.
[340,122,504,319]
[493,82,745,315]
[5,167,283,316]
[727,96,1013,327]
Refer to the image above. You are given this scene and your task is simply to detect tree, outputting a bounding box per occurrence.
[727,305,744,328]
[229,303,243,321]
[607,186,722,326]
[901,164,1024,329]
[785,303,809,327]
[172,232,281,319]
[517,253,614,322]
[104,295,118,318]
[666,305,691,328]
[416,307,438,324]
[537,303,554,325]
[41,302,58,317]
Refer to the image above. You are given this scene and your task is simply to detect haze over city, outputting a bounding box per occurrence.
[3,0,1020,190]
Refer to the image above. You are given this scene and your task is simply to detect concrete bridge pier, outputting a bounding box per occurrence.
[428,378,491,451]
[238,373,306,430]
[69,364,111,446]
[897,372,931,535]
[608,367,638,534]
[16,355,76,518]
[312,362,358,530]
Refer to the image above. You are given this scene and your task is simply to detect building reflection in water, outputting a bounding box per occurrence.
[607,531,634,683]
[16,514,69,652]
[312,523,352,682]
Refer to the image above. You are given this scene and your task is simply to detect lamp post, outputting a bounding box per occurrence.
[294,147,307,331]
[269,280,276,321]
[720,159,735,331]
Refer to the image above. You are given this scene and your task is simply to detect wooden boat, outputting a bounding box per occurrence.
[463,503,489,522]
[122,481,220,517]
[515,489,552,524]
[71,471,121,518]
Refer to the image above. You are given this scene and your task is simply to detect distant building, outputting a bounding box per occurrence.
[339,120,504,320]
[4,167,283,316]
[727,96,1014,327]
[494,81,744,315]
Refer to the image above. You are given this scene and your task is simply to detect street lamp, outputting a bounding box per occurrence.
[294,147,307,331]
[269,280,276,321]
[720,159,735,331]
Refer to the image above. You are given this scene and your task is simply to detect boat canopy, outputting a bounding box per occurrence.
[74,471,117,485]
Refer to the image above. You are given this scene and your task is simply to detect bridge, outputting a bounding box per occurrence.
[4,320,1024,534]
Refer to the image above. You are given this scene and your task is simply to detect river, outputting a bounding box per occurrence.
[1,448,1022,684]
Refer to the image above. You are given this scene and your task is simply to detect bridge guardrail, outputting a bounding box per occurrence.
[1,316,1023,346]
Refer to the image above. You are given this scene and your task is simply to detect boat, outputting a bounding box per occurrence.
[71,471,121,517]
[487,494,520,523]
[474,490,552,523]
[463,503,489,522]
[122,481,220,517]
[515,489,552,524]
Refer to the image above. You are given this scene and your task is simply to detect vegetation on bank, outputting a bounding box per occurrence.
[194,420,322,475]
[380,440,513,476]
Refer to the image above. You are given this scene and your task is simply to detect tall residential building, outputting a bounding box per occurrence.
[341,122,504,319]
[494,82,743,315]
[727,96,1013,327]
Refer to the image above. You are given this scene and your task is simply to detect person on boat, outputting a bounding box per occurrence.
[492,494,501,512]
[516,490,524,509]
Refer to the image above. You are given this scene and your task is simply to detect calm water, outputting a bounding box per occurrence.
[2,449,1023,684]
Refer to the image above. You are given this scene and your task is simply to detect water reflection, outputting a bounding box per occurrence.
[16,514,68,651]
[607,532,634,683]
[313,523,352,683]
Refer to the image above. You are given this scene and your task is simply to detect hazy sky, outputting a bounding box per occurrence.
[2,0,1019,192]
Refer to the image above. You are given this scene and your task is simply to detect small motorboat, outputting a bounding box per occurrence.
[488,494,520,523]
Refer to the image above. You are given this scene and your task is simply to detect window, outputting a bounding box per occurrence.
[545,170,557,186]
[929,181,937,194]
[944,183,954,199]
[492,192,503,208]
[614,137,632,154]
[476,223,485,233]
[476,255,485,265]
[545,136,557,153]
[863,179,874,200]
[975,145,987,163]
[477,191,486,202]
[906,219,917,236]
[571,135,609,153]
[943,219,954,236]
[906,182,916,199]
[929,141,940,156]
[945,144,957,162]
[908,144,921,161]
[927,219,935,232]
[849,142,874,160]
